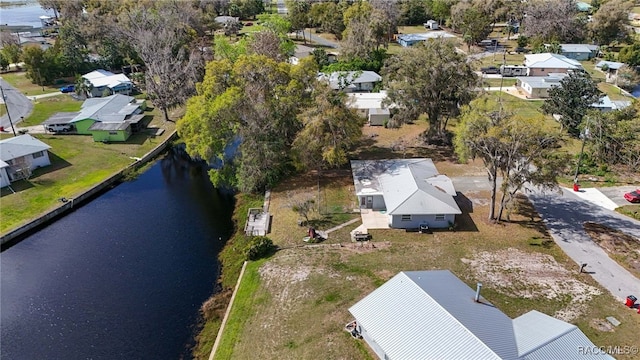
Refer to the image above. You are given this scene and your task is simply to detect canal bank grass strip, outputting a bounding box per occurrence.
[210,260,248,360]
[210,259,266,359]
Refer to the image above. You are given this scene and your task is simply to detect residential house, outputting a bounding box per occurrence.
[351,159,461,229]
[396,31,455,47]
[326,71,382,92]
[524,53,583,76]
[557,44,599,60]
[424,20,439,30]
[592,95,632,112]
[82,69,133,97]
[346,91,393,126]
[44,94,146,142]
[0,134,51,185]
[596,60,625,83]
[576,1,593,12]
[349,270,614,360]
[516,73,567,99]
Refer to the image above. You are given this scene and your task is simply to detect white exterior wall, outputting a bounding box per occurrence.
[358,195,386,210]
[359,325,387,360]
[0,167,10,187]
[369,113,390,126]
[389,213,455,229]
[30,151,51,169]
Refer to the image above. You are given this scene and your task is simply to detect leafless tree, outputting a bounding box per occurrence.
[522,0,585,42]
[248,31,286,61]
[118,3,205,122]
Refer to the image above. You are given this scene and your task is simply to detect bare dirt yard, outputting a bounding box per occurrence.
[217,123,640,359]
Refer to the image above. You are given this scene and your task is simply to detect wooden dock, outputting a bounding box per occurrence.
[244,208,271,236]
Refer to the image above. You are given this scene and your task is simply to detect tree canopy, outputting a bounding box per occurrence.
[382,38,478,139]
[541,72,603,137]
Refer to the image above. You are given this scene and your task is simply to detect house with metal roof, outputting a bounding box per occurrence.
[556,44,599,60]
[351,159,461,229]
[82,69,133,97]
[349,270,614,360]
[524,53,584,76]
[515,73,567,99]
[346,91,394,125]
[592,95,632,112]
[44,94,146,142]
[324,71,382,92]
[0,134,51,186]
[396,31,455,47]
[596,60,624,72]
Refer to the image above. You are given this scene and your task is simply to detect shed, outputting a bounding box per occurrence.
[368,108,390,126]
[424,20,439,30]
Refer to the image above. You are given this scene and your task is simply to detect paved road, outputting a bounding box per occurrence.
[0,78,32,129]
[308,31,339,49]
[526,186,640,301]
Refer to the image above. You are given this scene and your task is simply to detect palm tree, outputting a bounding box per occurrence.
[74,75,92,98]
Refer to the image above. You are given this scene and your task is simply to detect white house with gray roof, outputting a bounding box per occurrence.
[516,73,567,99]
[349,270,614,360]
[324,71,382,92]
[351,158,461,229]
[556,44,599,60]
[524,53,583,76]
[82,69,133,97]
[0,134,51,186]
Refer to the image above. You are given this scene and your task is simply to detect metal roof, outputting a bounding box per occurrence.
[43,112,80,125]
[595,60,624,70]
[88,122,130,131]
[327,71,382,90]
[514,311,614,360]
[82,69,132,89]
[350,159,461,215]
[349,270,518,360]
[71,94,142,124]
[346,91,390,110]
[560,44,598,53]
[524,53,583,69]
[516,74,567,89]
[350,271,613,360]
[0,134,51,162]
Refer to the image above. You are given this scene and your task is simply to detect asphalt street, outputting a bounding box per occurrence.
[0,77,32,130]
[526,185,640,301]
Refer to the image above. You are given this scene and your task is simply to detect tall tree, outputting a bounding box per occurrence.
[292,82,365,170]
[287,0,311,43]
[178,55,316,193]
[618,42,640,66]
[399,0,429,25]
[589,0,633,45]
[455,98,567,222]
[341,17,376,60]
[541,72,603,137]
[522,0,585,42]
[118,2,205,122]
[450,2,492,49]
[309,1,346,40]
[585,105,640,168]
[382,39,478,139]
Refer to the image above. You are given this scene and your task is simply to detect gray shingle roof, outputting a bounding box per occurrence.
[326,71,382,90]
[0,134,51,162]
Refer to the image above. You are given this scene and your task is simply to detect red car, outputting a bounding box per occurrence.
[624,189,640,203]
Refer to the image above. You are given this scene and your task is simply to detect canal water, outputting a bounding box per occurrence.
[0,0,54,28]
[1,148,234,359]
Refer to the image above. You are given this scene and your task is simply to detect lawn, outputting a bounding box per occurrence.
[481,77,517,87]
[20,95,83,127]
[214,180,640,359]
[0,106,175,234]
[1,72,63,96]
[474,52,525,69]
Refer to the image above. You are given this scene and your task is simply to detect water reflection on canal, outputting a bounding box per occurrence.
[1,148,234,359]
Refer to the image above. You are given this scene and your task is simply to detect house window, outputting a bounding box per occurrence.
[109,131,118,135]
[32,151,44,158]
[435,214,445,221]
[401,214,411,221]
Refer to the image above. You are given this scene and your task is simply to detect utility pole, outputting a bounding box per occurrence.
[0,85,17,136]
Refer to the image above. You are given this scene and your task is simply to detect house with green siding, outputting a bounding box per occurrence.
[44,94,146,142]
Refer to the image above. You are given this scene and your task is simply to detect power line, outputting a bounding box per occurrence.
[0,85,17,136]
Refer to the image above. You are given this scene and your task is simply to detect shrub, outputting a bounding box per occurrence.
[245,236,276,260]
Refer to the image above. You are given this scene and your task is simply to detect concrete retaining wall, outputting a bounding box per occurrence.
[1,130,178,245]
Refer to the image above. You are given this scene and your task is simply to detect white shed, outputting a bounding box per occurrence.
[368,108,390,126]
